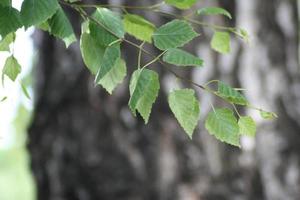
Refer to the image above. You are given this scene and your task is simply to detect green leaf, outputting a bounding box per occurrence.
[48,6,76,47]
[89,8,124,46]
[0,32,15,52]
[153,20,199,50]
[217,81,248,105]
[205,108,240,147]
[80,30,106,75]
[260,110,277,120]
[2,56,21,81]
[98,58,126,94]
[0,96,7,102]
[238,28,249,42]
[163,48,203,67]
[197,7,232,19]
[123,14,155,43]
[21,83,31,99]
[168,89,200,138]
[20,0,59,28]
[238,116,256,137]
[211,31,231,54]
[165,0,197,9]
[93,8,124,38]
[37,21,50,31]
[95,43,121,82]
[129,69,160,123]
[0,5,22,37]
[0,0,11,7]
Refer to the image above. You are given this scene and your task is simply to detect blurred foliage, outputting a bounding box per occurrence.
[0,104,35,200]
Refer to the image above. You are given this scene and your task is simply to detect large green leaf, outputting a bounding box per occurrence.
[20,0,59,28]
[80,31,106,75]
[168,89,200,138]
[153,20,198,50]
[238,116,256,137]
[197,7,232,19]
[2,56,21,81]
[123,14,155,43]
[89,8,124,46]
[0,33,15,51]
[163,48,203,67]
[129,69,160,123]
[211,31,231,54]
[48,6,76,47]
[95,43,121,82]
[217,81,248,105]
[0,5,22,37]
[205,108,240,147]
[98,59,127,94]
[165,0,197,9]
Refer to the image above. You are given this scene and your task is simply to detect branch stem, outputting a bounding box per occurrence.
[62,0,264,114]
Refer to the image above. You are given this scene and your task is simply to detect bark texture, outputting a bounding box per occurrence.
[28,0,300,200]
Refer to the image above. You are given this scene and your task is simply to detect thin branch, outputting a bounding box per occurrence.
[137,41,145,69]
[62,1,163,10]
[232,103,241,118]
[151,10,239,35]
[141,50,166,69]
[74,6,208,91]
[62,1,268,114]
[62,0,243,37]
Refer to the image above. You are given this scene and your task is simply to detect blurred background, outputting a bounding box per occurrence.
[0,0,299,200]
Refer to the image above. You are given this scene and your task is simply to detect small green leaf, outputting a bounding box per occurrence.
[238,116,256,137]
[2,56,21,81]
[163,48,203,67]
[48,6,77,47]
[80,28,106,75]
[89,8,124,46]
[260,110,277,120]
[21,83,31,99]
[0,32,15,52]
[211,31,231,54]
[129,69,160,123]
[0,96,7,102]
[20,0,59,28]
[98,58,127,94]
[205,108,240,147]
[197,7,232,19]
[153,20,199,50]
[168,89,200,138]
[238,28,249,42]
[0,5,22,37]
[95,43,121,82]
[123,14,155,43]
[217,81,248,105]
[165,0,197,9]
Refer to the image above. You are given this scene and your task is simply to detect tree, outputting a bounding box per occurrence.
[1,0,299,199]
[1,0,274,146]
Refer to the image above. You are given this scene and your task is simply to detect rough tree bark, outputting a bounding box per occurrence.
[28,0,300,200]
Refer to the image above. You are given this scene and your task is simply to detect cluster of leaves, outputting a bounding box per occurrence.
[0,0,277,147]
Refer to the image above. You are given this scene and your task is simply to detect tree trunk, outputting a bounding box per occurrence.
[28,0,300,200]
